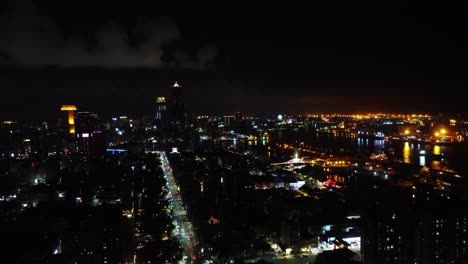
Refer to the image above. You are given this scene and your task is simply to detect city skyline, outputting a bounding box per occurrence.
[1,74,467,122]
[1,102,468,263]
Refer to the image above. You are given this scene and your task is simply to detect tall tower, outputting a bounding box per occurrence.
[74,111,104,157]
[171,81,184,123]
[60,105,77,134]
[156,97,167,120]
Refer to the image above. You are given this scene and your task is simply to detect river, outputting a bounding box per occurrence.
[226,130,468,177]
[301,132,468,176]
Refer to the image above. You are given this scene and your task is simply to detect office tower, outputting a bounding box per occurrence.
[60,105,77,134]
[170,82,185,123]
[74,112,105,157]
[156,97,167,120]
[223,115,234,128]
[362,187,468,264]
[75,112,99,135]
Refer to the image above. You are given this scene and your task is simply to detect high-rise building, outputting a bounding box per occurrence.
[156,97,167,120]
[362,187,468,264]
[170,82,185,123]
[361,206,414,264]
[60,105,77,134]
[196,115,210,132]
[414,204,468,264]
[75,112,99,135]
[74,112,105,157]
[223,115,234,128]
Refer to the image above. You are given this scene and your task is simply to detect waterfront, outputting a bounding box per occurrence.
[229,131,468,177]
[296,132,468,176]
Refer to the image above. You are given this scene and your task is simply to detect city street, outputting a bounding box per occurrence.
[160,151,198,263]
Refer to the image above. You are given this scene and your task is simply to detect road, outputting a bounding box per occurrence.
[159,151,198,263]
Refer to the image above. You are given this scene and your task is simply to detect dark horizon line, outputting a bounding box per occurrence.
[2,110,467,124]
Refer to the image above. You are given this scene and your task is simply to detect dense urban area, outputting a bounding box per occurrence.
[1,83,468,264]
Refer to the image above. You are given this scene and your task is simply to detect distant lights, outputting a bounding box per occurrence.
[277,114,283,121]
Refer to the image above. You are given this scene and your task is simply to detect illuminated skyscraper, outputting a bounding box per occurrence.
[156,97,167,120]
[170,82,184,123]
[223,115,234,128]
[60,105,77,134]
[361,187,468,264]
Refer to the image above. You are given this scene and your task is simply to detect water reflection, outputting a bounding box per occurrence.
[419,155,426,167]
[357,138,368,154]
[403,142,411,163]
[226,132,467,175]
[431,160,442,170]
[374,139,384,154]
[433,145,441,155]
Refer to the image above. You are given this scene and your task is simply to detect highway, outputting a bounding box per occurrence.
[159,151,198,263]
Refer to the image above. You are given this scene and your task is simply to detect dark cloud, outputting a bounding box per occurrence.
[0,1,218,69]
[168,45,219,70]
[0,0,465,120]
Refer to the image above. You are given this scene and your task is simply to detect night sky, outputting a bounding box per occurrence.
[0,0,466,120]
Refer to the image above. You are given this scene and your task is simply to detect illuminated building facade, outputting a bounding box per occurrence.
[362,208,413,264]
[60,105,77,134]
[414,210,468,263]
[156,97,167,120]
[223,115,234,128]
[74,112,104,157]
[362,188,468,264]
